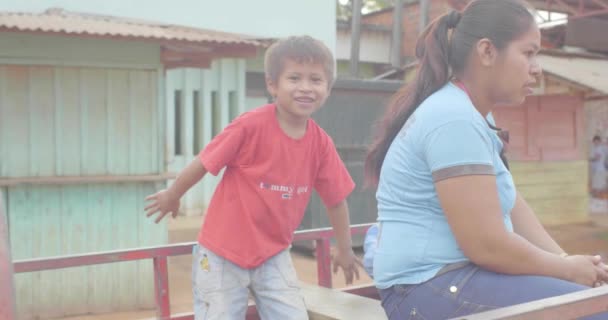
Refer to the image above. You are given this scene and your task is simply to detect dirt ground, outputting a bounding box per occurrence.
[62,214,608,320]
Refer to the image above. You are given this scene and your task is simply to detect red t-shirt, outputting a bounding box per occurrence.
[198,104,355,269]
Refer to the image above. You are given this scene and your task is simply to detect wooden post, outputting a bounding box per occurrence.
[419,0,430,35]
[0,192,17,320]
[350,0,362,77]
[391,0,404,68]
[315,238,333,288]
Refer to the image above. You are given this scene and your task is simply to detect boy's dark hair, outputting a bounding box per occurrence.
[264,35,335,88]
[365,0,534,185]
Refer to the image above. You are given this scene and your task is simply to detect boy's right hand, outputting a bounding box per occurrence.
[145,189,180,223]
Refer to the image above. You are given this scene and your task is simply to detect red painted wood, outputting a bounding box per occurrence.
[493,95,585,161]
[316,238,333,288]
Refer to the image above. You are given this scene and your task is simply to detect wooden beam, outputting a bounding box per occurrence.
[0,173,177,186]
[161,45,258,68]
[590,0,608,9]
[210,45,258,59]
[526,0,577,14]
[551,0,579,14]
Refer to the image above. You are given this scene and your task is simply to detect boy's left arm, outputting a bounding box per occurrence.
[326,200,363,285]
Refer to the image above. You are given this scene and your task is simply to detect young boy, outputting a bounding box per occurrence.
[145,35,362,320]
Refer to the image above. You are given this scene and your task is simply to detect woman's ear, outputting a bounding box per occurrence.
[476,38,497,67]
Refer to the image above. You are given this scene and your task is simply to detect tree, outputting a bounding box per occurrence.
[337,0,394,20]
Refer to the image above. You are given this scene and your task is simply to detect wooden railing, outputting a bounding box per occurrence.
[3,218,373,320]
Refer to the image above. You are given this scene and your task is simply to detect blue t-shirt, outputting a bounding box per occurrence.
[373,83,516,289]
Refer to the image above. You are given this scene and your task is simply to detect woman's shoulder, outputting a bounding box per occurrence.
[414,83,484,132]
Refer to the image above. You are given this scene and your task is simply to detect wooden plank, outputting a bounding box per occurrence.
[130,70,157,175]
[0,67,5,177]
[516,182,587,200]
[61,185,89,315]
[28,66,56,177]
[36,186,63,318]
[0,173,177,186]
[107,69,130,175]
[4,66,30,177]
[237,59,246,116]
[155,67,164,175]
[300,283,385,320]
[137,183,164,309]
[184,69,195,157]
[183,68,205,214]
[9,186,34,319]
[81,69,108,175]
[87,184,114,314]
[509,160,587,173]
[112,184,139,311]
[57,67,83,176]
[449,285,608,320]
[201,68,214,206]
[145,69,158,172]
[511,168,587,186]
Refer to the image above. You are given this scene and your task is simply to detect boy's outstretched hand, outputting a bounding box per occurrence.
[145,189,180,223]
[333,248,364,285]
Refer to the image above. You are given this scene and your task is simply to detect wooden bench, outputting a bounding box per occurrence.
[300,283,386,320]
[449,285,608,320]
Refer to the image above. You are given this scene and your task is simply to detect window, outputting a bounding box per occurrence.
[174,90,183,156]
[192,90,202,154]
[212,91,221,137]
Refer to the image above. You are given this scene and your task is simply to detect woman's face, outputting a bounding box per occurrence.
[490,24,542,106]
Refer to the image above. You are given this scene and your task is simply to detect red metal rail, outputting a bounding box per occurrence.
[0,195,17,320]
[7,223,373,320]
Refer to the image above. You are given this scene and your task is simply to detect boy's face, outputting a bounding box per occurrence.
[266,59,330,120]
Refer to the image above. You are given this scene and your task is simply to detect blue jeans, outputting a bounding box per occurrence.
[192,244,308,320]
[379,264,608,320]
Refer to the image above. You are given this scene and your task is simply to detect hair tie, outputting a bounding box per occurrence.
[447,10,461,29]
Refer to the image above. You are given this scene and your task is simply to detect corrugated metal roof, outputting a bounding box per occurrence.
[0,8,260,47]
[539,54,608,94]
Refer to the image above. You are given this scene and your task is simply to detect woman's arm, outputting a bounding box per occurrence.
[435,175,595,284]
[511,192,565,255]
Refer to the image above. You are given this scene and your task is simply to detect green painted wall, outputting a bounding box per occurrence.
[9,183,164,318]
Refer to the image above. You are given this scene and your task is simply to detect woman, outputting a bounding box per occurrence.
[365,0,608,319]
[590,135,607,197]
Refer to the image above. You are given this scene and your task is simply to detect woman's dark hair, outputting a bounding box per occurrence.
[365,0,534,185]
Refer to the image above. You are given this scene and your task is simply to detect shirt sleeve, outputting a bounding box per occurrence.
[199,120,246,176]
[314,135,356,208]
[424,120,495,182]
